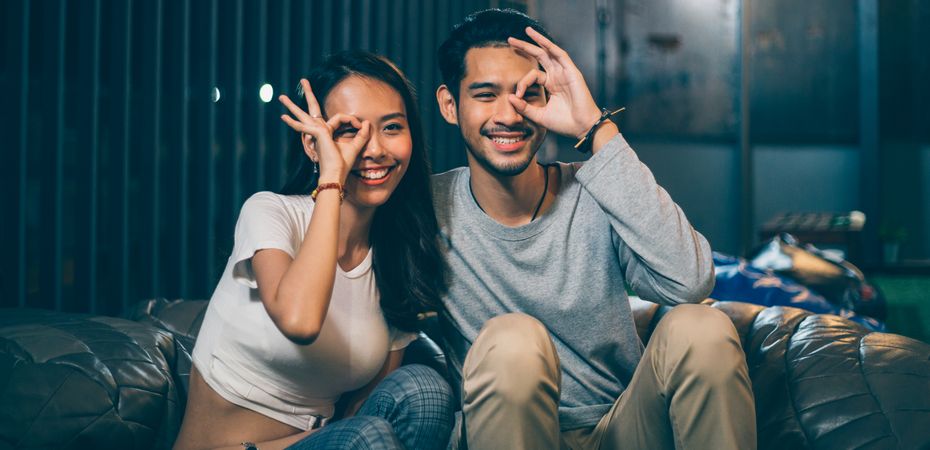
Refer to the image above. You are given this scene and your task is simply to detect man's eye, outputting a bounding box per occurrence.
[524,90,541,98]
[474,92,495,100]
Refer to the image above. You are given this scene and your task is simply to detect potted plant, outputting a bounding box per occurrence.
[879,223,908,264]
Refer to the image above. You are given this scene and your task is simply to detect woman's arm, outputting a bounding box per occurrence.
[254,79,372,345]
[335,350,406,419]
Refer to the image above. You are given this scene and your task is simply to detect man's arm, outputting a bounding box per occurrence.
[508,26,713,305]
[577,134,714,305]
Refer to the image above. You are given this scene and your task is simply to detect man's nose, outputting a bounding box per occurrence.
[492,97,523,126]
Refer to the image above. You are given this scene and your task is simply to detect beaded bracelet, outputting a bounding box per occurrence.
[311,182,344,202]
[573,107,625,153]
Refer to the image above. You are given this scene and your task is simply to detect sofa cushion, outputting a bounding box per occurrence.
[631,298,930,450]
[0,309,184,450]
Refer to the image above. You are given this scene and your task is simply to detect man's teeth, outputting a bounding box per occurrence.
[491,136,522,145]
[357,167,391,180]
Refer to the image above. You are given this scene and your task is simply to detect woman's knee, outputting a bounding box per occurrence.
[376,364,454,413]
[340,416,399,449]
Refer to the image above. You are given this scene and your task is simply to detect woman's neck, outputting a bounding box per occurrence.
[336,202,375,271]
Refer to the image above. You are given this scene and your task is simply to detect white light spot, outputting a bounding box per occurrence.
[212,87,221,102]
[259,84,274,103]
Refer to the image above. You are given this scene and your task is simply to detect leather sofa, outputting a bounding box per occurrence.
[2,298,928,449]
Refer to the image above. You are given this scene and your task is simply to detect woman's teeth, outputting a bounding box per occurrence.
[357,167,391,180]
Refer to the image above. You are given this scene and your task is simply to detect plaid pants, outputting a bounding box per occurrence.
[287,364,454,450]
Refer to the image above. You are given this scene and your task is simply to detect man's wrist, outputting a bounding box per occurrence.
[589,121,619,155]
[576,108,605,140]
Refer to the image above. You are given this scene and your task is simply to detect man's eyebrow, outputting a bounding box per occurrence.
[467,82,499,91]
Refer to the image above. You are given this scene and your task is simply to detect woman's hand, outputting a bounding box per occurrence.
[279,79,372,184]
[507,27,602,140]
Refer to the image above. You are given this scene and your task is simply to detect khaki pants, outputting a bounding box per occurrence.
[460,304,756,450]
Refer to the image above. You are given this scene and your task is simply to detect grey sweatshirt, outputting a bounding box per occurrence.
[431,133,715,430]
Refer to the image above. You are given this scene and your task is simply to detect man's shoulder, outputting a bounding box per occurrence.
[430,166,468,196]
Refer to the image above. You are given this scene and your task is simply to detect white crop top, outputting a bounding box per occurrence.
[192,192,417,419]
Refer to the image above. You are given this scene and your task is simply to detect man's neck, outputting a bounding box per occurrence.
[468,158,550,227]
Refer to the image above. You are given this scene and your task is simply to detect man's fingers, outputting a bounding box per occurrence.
[525,27,569,61]
[508,36,546,58]
[515,69,547,98]
[299,79,323,118]
[508,94,543,123]
[508,36,558,74]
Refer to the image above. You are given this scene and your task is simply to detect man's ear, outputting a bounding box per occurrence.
[436,85,459,126]
[301,133,319,163]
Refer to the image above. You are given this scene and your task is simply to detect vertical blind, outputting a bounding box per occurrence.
[1,0,514,315]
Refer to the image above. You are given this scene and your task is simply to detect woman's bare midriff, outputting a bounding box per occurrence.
[172,366,314,450]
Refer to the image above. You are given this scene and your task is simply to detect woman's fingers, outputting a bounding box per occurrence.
[299,79,323,118]
[280,114,330,139]
[278,94,315,123]
[349,121,372,152]
[325,113,363,133]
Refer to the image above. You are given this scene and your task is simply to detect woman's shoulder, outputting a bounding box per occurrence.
[237,191,313,229]
[242,191,311,212]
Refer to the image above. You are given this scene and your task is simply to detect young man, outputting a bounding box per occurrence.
[431,9,756,450]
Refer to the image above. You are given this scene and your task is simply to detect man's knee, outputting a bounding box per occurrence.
[653,304,746,381]
[464,313,559,404]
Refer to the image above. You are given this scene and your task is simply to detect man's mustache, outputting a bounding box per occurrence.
[480,126,534,136]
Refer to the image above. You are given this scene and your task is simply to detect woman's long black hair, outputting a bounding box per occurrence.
[279,51,446,332]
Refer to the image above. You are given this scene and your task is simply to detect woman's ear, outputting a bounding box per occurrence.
[436,85,459,126]
[301,133,319,163]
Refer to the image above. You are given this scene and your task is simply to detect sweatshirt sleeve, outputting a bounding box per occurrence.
[574,133,714,305]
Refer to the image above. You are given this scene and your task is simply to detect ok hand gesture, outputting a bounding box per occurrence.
[507,27,602,140]
[279,79,371,184]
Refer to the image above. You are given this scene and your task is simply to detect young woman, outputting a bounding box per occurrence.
[174,51,452,450]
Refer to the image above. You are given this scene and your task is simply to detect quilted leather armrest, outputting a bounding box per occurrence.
[0,309,184,450]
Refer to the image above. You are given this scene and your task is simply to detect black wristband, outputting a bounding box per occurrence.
[574,107,625,153]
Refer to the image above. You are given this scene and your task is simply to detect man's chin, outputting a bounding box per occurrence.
[477,154,534,177]
[468,146,536,177]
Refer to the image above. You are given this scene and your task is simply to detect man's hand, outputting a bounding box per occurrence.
[507,27,602,140]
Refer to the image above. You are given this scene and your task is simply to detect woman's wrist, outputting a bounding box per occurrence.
[317,169,346,186]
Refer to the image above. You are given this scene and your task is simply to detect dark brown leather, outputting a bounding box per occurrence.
[1,308,184,450]
[630,299,930,450]
[3,299,929,449]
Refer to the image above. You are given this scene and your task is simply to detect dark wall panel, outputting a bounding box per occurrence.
[2,0,501,314]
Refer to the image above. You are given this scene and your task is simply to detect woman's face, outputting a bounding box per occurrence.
[324,76,413,210]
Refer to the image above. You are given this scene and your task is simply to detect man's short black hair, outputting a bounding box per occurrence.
[437,8,554,99]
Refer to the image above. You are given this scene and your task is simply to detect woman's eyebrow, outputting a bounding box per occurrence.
[380,112,407,121]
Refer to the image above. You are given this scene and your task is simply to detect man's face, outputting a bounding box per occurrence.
[454,46,547,176]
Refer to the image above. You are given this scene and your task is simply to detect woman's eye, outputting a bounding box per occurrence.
[335,127,359,138]
[384,123,405,133]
